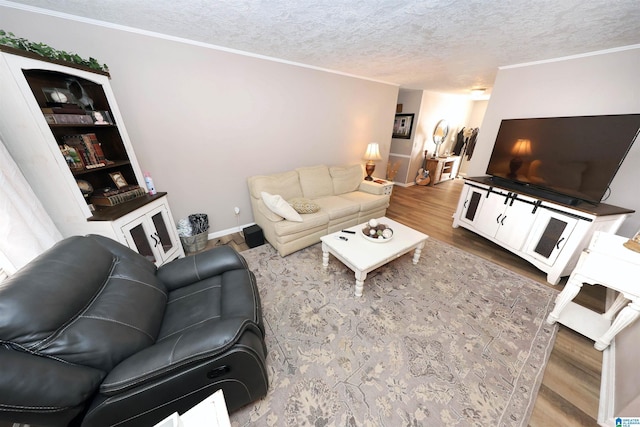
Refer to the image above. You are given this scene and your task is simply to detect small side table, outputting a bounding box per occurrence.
[426,156,461,186]
[546,231,640,351]
[360,179,393,195]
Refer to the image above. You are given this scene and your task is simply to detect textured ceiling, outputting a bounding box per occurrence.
[5,0,640,95]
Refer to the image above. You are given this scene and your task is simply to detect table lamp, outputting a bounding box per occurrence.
[363,142,382,181]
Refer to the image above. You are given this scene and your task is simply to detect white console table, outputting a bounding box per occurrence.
[546,231,640,350]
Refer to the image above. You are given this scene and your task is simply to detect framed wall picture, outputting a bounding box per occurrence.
[109,171,128,189]
[393,113,414,139]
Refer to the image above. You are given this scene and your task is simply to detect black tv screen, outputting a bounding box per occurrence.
[485,114,640,204]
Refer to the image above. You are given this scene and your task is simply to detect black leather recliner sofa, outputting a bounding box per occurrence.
[0,234,268,426]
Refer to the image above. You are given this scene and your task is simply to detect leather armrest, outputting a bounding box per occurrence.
[0,347,104,410]
[157,246,248,291]
[99,319,262,395]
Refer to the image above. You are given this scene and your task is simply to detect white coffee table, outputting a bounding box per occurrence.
[320,217,429,297]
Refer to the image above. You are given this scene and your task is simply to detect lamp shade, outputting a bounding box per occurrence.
[364,143,382,161]
[511,139,532,156]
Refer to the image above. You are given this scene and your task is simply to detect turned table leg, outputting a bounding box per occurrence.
[322,243,329,269]
[595,299,640,351]
[546,274,584,325]
[412,240,426,265]
[354,270,367,297]
[603,292,630,321]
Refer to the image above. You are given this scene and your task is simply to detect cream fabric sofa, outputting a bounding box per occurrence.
[247,164,390,256]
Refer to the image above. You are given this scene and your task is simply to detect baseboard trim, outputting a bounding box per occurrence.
[207,223,254,240]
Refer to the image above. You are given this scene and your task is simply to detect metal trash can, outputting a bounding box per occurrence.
[180,231,208,254]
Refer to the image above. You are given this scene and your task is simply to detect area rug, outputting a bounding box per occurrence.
[231,238,558,427]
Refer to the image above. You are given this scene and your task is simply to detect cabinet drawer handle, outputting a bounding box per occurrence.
[556,237,565,250]
[150,233,160,247]
[501,215,506,225]
[496,213,502,224]
[464,200,468,208]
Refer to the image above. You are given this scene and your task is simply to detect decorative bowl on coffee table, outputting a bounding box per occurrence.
[361,221,394,243]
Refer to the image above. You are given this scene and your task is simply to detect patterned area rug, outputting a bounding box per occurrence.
[232,238,558,427]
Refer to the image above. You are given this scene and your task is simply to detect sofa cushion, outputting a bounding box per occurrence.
[261,192,303,222]
[248,170,303,201]
[297,165,334,199]
[314,195,361,220]
[330,164,363,195]
[273,210,330,237]
[338,191,390,212]
[288,197,321,214]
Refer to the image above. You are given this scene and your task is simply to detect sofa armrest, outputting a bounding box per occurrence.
[0,347,104,416]
[358,182,379,195]
[98,318,263,395]
[157,246,248,291]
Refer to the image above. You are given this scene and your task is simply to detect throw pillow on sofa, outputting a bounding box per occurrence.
[288,198,320,214]
[261,191,303,222]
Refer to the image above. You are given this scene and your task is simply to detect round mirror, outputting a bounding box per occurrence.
[433,119,449,149]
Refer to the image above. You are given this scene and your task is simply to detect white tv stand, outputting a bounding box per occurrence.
[452,177,634,284]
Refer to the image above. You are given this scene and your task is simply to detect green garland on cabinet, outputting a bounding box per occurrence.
[0,30,108,72]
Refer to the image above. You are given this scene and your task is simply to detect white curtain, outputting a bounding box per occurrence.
[0,138,62,273]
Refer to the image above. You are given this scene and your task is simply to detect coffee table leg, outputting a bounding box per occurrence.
[412,240,426,265]
[354,270,367,297]
[322,243,329,268]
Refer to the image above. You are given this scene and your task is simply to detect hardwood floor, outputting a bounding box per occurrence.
[386,178,603,427]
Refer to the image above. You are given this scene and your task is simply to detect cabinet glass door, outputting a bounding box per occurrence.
[151,210,175,255]
[125,222,157,264]
[459,187,486,226]
[525,209,578,266]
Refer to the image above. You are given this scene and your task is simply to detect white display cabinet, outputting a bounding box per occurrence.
[0,46,184,266]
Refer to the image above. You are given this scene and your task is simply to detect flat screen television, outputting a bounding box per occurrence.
[485,114,640,205]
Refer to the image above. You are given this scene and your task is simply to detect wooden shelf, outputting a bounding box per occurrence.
[426,156,461,185]
[89,192,167,221]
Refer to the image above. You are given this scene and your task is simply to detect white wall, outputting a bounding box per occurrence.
[389,89,474,184]
[457,99,488,175]
[467,46,640,237]
[0,5,398,234]
[389,89,422,183]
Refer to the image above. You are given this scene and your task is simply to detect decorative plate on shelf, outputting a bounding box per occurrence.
[361,219,394,243]
[76,179,93,198]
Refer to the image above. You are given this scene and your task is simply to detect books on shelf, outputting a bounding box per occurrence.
[42,106,94,125]
[61,133,112,170]
[90,186,147,206]
[44,113,94,125]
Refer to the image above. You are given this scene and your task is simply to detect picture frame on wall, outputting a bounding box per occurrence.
[393,113,414,139]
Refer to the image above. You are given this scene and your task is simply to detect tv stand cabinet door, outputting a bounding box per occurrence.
[494,196,538,251]
[473,190,509,238]
[456,185,488,227]
[524,209,578,267]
